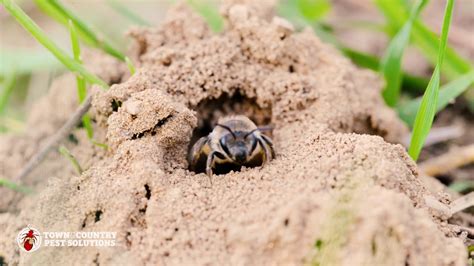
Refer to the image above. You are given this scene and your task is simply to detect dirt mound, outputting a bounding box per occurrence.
[0,3,466,265]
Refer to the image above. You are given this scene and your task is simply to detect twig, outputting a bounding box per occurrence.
[419,144,474,176]
[450,192,474,216]
[14,95,92,182]
[424,195,451,217]
[425,192,474,218]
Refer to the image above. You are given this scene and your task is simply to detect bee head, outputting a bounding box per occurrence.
[217,124,258,164]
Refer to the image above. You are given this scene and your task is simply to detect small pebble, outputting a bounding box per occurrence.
[125,100,142,115]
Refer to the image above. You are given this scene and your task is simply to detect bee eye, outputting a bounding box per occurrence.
[220,138,232,157]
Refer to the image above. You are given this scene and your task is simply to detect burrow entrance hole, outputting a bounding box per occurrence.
[188,91,273,174]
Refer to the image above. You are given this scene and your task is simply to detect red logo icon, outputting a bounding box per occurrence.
[16,225,42,252]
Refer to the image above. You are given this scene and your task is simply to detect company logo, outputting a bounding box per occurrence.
[16,225,42,252]
[16,226,117,251]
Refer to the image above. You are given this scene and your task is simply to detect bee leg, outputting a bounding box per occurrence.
[205,151,227,185]
[257,137,273,164]
[205,151,218,185]
[261,134,275,159]
[206,153,214,184]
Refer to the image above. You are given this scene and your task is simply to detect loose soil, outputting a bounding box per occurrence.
[0,2,468,265]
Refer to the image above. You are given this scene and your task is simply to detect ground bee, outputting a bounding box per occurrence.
[189,115,275,180]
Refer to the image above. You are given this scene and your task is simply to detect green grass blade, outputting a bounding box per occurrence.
[0,70,17,115]
[408,0,454,161]
[398,70,474,125]
[408,67,441,160]
[297,0,331,22]
[380,23,412,106]
[76,77,87,102]
[375,0,473,81]
[435,2,451,67]
[81,114,94,139]
[0,177,33,194]
[91,139,109,150]
[1,0,108,88]
[34,0,126,61]
[69,19,81,63]
[341,48,379,69]
[32,0,66,24]
[380,0,427,106]
[69,20,94,139]
[107,0,151,26]
[125,57,136,75]
[58,145,83,174]
[187,0,224,33]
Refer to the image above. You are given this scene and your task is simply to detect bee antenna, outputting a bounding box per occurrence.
[244,125,273,138]
[216,124,236,139]
[257,125,273,132]
[244,129,259,138]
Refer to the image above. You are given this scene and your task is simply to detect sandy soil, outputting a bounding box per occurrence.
[0,2,468,265]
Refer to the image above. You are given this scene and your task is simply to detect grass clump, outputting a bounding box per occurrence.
[375,0,472,81]
[408,0,454,161]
